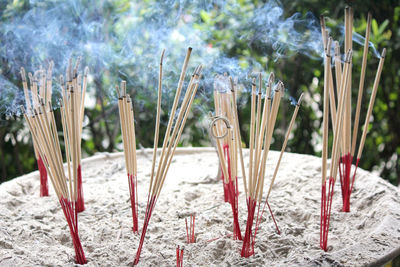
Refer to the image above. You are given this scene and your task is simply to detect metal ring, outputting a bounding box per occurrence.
[209,116,230,139]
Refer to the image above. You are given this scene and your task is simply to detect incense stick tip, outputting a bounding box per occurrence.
[381,48,386,58]
[297,93,305,106]
[326,37,332,56]
[160,49,166,64]
[367,12,372,22]
[320,15,325,24]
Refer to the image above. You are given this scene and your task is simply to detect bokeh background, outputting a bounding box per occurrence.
[0,0,399,189]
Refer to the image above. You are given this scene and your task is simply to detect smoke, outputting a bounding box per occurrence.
[0,74,23,116]
[341,28,381,58]
[0,0,379,118]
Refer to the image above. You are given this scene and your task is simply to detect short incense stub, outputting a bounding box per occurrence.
[185,214,196,243]
[176,246,184,267]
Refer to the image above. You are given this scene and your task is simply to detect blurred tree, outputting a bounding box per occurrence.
[0,0,398,188]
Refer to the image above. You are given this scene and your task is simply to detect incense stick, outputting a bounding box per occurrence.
[351,13,371,157]
[211,78,242,240]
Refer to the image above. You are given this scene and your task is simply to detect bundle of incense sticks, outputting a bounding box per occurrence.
[20,62,54,197]
[211,73,303,257]
[133,48,202,265]
[211,74,245,240]
[240,74,303,258]
[59,58,88,213]
[212,74,241,205]
[21,100,87,264]
[319,8,386,251]
[116,81,138,232]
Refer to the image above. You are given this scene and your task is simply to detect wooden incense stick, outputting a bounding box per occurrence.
[351,12,372,157]
[355,48,386,172]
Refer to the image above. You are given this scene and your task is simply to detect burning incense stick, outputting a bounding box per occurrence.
[211,72,302,258]
[20,62,54,197]
[320,9,386,219]
[319,8,386,251]
[133,48,202,265]
[21,99,87,264]
[60,58,88,213]
[211,74,242,240]
[116,81,139,232]
[338,11,383,213]
[213,75,232,203]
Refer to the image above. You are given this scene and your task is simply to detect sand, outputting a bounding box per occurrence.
[0,147,400,266]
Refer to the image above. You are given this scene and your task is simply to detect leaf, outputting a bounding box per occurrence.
[372,19,379,36]
[200,10,211,24]
[378,19,389,35]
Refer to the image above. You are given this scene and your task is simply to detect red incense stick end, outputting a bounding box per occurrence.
[38,156,49,197]
[76,165,85,213]
[176,245,184,267]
